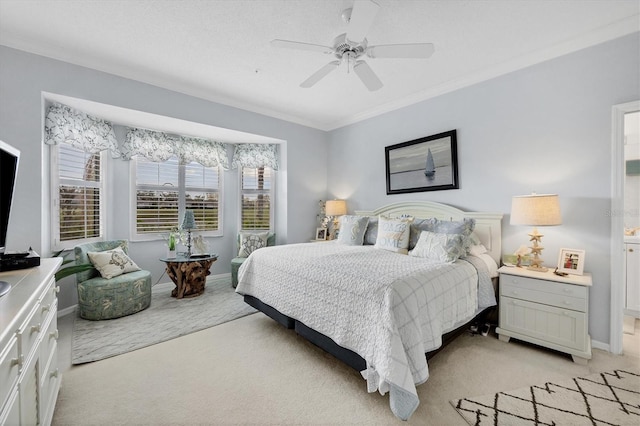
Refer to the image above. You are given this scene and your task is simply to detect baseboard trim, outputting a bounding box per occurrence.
[57,305,76,318]
[57,272,233,318]
[591,339,609,352]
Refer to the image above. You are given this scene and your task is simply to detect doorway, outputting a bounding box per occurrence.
[611,101,640,356]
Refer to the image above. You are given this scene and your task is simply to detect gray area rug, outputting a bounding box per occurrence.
[452,369,640,425]
[72,276,256,364]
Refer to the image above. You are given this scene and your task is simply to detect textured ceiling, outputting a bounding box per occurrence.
[0,0,638,131]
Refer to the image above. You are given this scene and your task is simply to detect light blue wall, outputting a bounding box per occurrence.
[2,32,639,345]
[327,33,640,345]
[0,45,328,310]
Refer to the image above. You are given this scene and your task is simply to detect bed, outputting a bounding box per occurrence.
[235,201,503,420]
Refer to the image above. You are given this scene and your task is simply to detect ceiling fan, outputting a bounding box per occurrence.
[271,0,434,91]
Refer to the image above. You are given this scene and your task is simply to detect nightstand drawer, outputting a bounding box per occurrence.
[500,274,587,299]
[501,281,587,312]
[500,296,588,351]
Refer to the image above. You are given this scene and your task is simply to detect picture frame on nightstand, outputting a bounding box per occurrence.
[315,227,327,241]
[557,248,585,275]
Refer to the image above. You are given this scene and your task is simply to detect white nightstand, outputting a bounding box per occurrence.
[496,266,592,364]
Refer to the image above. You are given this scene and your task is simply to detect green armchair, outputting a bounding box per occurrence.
[232,232,275,288]
[74,240,152,320]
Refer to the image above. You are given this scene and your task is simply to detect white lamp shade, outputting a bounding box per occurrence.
[510,194,562,226]
[325,199,347,216]
[181,210,197,229]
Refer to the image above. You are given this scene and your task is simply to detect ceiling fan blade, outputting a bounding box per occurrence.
[271,39,333,54]
[353,61,383,91]
[300,61,341,88]
[346,0,380,46]
[367,43,435,59]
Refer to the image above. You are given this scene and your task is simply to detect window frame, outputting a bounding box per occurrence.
[50,144,106,251]
[130,156,223,241]
[239,166,275,232]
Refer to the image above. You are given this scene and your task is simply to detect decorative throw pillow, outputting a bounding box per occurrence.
[432,218,476,254]
[337,215,370,246]
[363,217,378,245]
[409,230,467,263]
[238,231,269,257]
[408,218,437,251]
[87,246,141,279]
[374,215,413,254]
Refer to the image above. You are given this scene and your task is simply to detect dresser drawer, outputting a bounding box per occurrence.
[501,275,587,312]
[40,301,58,370]
[0,336,20,413]
[17,304,42,365]
[39,279,59,322]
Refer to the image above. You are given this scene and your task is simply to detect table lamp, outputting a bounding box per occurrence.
[510,194,562,272]
[325,199,347,240]
[181,210,197,258]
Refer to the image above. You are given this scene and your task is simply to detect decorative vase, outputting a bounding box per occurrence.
[166,248,177,259]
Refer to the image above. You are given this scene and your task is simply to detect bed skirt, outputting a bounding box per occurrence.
[244,295,493,372]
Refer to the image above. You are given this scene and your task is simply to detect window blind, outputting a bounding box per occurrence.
[241,167,273,230]
[57,144,102,242]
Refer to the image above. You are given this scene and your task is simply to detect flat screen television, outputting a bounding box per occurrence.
[0,140,20,256]
[0,140,20,296]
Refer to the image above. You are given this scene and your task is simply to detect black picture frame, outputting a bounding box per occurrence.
[385,130,459,194]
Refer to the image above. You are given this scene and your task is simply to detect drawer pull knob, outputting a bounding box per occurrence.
[630,248,634,253]
[511,291,519,296]
[54,286,60,294]
[31,324,41,334]
[10,357,20,367]
[50,368,59,379]
[50,330,59,340]
[564,301,572,306]
[42,304,51,313]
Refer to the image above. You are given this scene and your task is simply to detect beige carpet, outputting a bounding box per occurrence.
[53,311,640,425]
[72,276,256,364]
[452,369,640,425]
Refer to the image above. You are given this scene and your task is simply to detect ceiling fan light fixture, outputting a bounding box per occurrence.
[271,0,433,91]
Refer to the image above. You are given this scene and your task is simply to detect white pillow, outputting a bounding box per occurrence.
[337,215,369,246]
[476,252,499,278]
[469,243,488,257]
[238,231,269,257]
[374,215,413,254]
[87,246,141,279]
[409,230,466,263]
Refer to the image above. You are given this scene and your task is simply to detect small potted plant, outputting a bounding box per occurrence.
[167,231,177,258]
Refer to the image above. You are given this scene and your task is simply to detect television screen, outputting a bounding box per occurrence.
[0,140,20,255]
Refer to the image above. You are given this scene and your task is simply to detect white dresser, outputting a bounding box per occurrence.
[496,265,592,364]
[0,258,62,425]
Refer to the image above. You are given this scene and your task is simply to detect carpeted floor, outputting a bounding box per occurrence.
[72,275,256,364]
[54,311,640,425]
[452,368,640,425]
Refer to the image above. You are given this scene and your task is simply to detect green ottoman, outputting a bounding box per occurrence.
[77,270,152,320]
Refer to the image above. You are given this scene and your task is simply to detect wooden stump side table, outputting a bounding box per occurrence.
[160,254,218,299]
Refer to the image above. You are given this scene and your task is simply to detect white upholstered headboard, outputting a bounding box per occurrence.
[355,201,503,264]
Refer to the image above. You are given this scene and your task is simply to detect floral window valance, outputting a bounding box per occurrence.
[121,128,230,169]
[231,143,279,170]
[44,103,121,157]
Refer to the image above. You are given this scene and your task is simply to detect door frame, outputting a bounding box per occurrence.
[610,100,639,355]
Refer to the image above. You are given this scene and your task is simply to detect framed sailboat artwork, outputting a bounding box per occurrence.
[385,130,459,194]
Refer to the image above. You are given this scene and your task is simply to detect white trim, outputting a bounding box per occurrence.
[57,305,76,318]
[610,100,640,355]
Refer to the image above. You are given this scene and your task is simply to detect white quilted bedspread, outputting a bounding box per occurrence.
[235,241,495,420]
